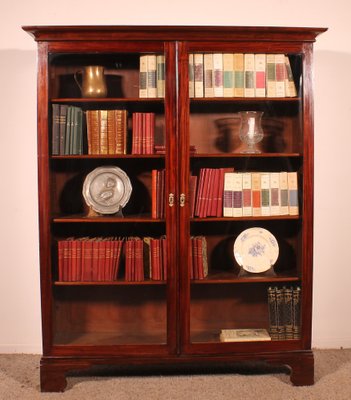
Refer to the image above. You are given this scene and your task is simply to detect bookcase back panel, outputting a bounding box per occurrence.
[53,286,167,345]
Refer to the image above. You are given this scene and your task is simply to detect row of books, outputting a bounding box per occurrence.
[125,236,167,282]
[139,54,165,98]
[86,109,128,155]
[223,171,299,217]
[189,236,208,280]
[52,104,84,155]
[131,112,156,154]
[268,286,301,340]
[57,237,123,282]
[189,53,297,98]
[57,236,167,282]
[190,169,299,218]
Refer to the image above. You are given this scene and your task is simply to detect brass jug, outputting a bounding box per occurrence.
[74,66,107,98]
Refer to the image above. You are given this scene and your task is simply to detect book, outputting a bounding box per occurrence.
[270,172,281,216]
[156,54,165,98]
[279,171,289,215]
[251,172,262,216]
[213,53,224,97]
[220,329,271,342]
[232,173,243,217]
[285,55,298,97]
[203,53,214,97]
[287,172,299,215]
[189,53,195,98]
[223,172,235,217]
[147,54,157,98]
[244,54,255,97]
[260,172,271,216]
[275,54,286,97]
[194,53,204,97]
[139,54,148,98]
[255,54,266,97]
[242,172,252,216]
[223,53,234,97]
[233,53,244,97]
[266,54,276,97]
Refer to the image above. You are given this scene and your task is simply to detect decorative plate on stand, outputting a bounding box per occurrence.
[82,166,132,215]
[233,227,279,273]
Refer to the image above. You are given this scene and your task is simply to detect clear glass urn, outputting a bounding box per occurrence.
[239,111,264,154]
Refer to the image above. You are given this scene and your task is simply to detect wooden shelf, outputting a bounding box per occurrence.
[54,331,167,346]
[191,272,300,284]
[53,215,165,223]
[191,215,300,222]
[51,97,164,103]
[51,154,165,159]
[54,280,166,286]
[190,97,301,103]
[191,153,302,158]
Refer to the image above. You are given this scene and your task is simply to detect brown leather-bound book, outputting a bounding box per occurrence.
[86,110,100,154]
[107,110,116,155]
[161,236,167,281]
[195,168,205,217]
[151,169,157,219]
[189,175,198,218]
[82,238,93,282]
[99,110,108,155]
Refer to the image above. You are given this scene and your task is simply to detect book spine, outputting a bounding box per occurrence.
[266,54,276,97]
[223,53,234,97]
[233,173,243,217]
[233,53,244,97]
[255,54,266,97]
[213,53,224,97]
[275,54,286,97]
[139,55,148,98]
[189,53,195,98]
[156,54,165,98]
[260,172,271,216]
[244,54,255,97]
[194,53,204,98]
[203,53,214,98]
[270,172,281,216]
[279,171,289,215]
[242,172,252,216]
[52,104,60,155]
[251,172,262,216]
[285,55,298,97]
[288,171,299,215]
[268,287,279,340]
[223,172,234,217]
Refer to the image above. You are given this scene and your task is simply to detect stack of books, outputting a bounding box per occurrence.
[189,53,297,98]
[52,104,84,155]
[268,286,301,340]
[86,109,127,155]
[139,54,165,98]
[57,237,124,282]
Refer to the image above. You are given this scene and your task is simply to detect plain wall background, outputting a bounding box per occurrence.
[0,0,350,353]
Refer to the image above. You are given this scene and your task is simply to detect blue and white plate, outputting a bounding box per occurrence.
[234,227,279,273]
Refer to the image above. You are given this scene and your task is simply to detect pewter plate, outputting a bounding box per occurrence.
[82,166,132,214]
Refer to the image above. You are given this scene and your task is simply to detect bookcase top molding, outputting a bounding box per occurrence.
[22,25,327,43]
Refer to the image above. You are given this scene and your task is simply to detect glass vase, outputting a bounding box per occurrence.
[239,111,264,154]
